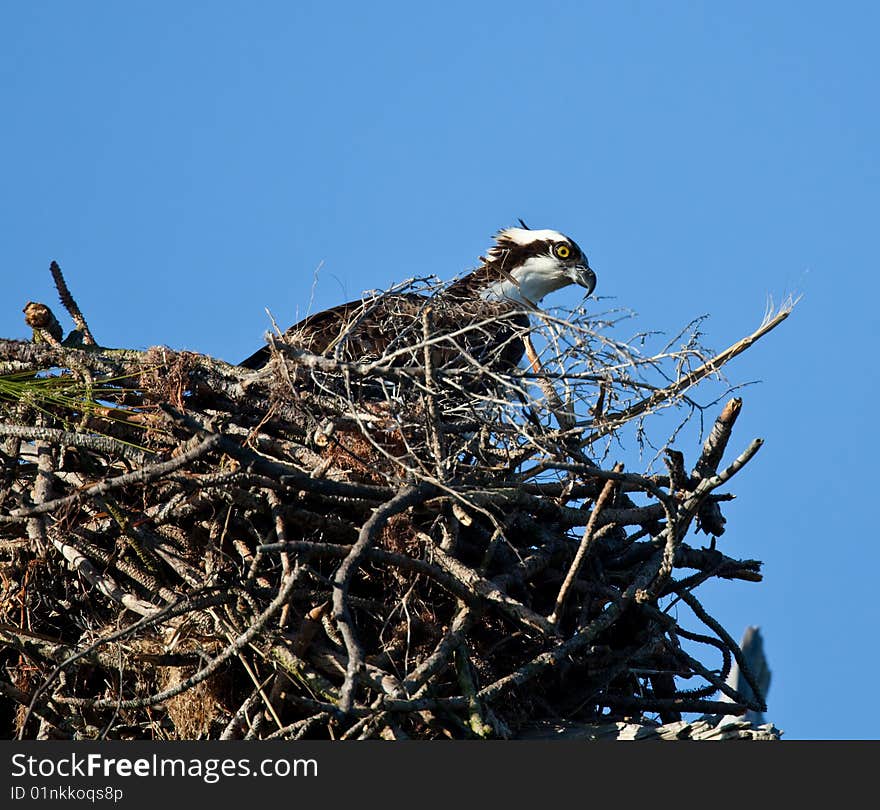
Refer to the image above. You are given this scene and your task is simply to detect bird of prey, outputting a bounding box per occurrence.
[239,226,596,377]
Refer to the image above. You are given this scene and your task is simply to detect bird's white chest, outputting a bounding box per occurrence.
[478,255,568,305]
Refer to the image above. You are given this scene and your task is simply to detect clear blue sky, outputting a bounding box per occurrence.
[2,2,877,740]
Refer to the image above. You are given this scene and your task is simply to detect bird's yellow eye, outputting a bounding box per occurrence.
[554,243,571,259]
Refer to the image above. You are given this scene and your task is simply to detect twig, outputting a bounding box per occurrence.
[47,570,302,712]
[549,463,621,625]
[333,484,434,713]
[427,540,558,636]
[0,423,155,465]
[675,589,767,712]
[479,554,661,703]
[10,434,222,518]
[50,261,96,345]
[581,305,792,446]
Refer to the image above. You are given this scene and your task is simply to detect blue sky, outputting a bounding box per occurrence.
[2,2,878,739]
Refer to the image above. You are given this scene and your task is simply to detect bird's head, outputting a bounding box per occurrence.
[479,226,596,306]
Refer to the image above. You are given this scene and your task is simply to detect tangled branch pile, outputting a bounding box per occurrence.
[0,268,790,739]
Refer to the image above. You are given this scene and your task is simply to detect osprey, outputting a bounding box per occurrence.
[239,226,596,375]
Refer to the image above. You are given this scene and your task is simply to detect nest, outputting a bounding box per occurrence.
[0,266,791,739]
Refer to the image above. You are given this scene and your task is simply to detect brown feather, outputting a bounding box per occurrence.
[239,290,528,373]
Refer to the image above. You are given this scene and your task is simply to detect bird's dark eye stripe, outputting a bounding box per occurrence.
[488,237,584,266]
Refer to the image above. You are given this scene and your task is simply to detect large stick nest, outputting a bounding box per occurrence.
[0,268,791,739]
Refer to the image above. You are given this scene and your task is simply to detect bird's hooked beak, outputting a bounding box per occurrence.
[567,262,597,298]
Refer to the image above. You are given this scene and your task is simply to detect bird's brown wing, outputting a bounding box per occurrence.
[427,298,530,373]
[239,293,431,369]
[239,292,530,374]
